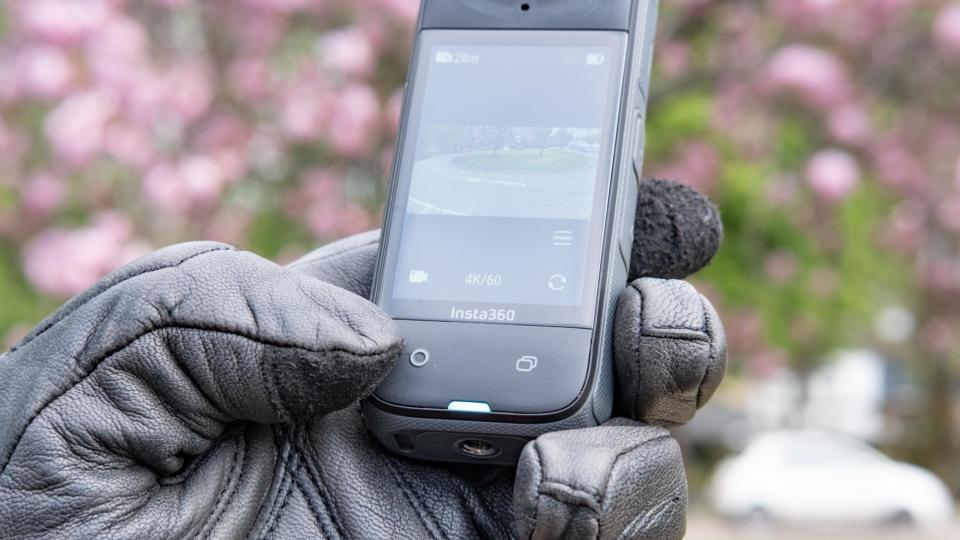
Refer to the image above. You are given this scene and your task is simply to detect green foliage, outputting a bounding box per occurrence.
[645,90,712,161]
[246,208,314,261]
[649,90,911,368]
[0,243,57,343]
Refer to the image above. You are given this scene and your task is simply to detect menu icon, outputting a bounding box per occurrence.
[552,230,573,247]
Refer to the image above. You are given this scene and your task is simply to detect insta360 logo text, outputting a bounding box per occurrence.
[450,307,517,322]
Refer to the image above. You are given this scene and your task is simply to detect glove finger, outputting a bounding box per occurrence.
[513,418,686,540]
[1,241,402,472]
[286,229,380,298]
[0,242,403,537]
[613,277,727,426]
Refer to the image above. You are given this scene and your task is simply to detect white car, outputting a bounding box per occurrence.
[709,430,953,527]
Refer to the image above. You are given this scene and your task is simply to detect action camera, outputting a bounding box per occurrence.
[366,0,659,464]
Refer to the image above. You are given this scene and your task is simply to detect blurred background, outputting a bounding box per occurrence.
[1,0,959,537]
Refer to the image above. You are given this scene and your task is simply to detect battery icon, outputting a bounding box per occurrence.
[435,51,454,63]
[409,270,430,284]
[586,53,605,65]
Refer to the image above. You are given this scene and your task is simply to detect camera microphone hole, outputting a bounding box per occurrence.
[520,3,530,12]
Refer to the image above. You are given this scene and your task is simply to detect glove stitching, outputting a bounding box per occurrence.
[631,286,644,420]
[198,432,247,540]
[0,325,399,478]
[695,294,715,410]
[292,472,341,539]
[530,444,606,539]
[261,446,301,540]
[601,432,674,539]
[603,432,672,508]
[629,281,710,341]
[249,426,293,539]
[295,428,349,540]
[10,245,234,355]
[519,440,545,538]
[537,482,602,512]
[383,455,446,540]
[155,430,223,486]
[540,491,601,538]
[631,285,708,422]
[617,493,683,540]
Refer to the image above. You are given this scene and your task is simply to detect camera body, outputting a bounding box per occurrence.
[365,0,659,465]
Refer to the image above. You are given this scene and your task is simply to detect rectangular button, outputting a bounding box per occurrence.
[447,401,492,413]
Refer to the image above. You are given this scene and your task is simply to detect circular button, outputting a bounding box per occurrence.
[409,348,430,367]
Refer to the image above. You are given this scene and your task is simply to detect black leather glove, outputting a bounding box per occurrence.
[0,188,726,539]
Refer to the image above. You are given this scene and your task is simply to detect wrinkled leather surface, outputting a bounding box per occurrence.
[0,231,726,539]
[613,279,727,427]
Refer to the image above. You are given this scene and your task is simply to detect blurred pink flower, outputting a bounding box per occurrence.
[0,119,26,161]
[748,349,789,378]
[195,114,254,180]
[14,46,75,100]
[44,90,117,167]
[380,147,396,179]
[764,178,799,208]
[936,197,960,232]
[934,3,960,52]
[386,86,404,133]
[763,45,852,110]
[21,173,68,215]
[871,0,917,20]
[0,58,18,105]
[231,7,288,53]
[244,0,313,14]
[282,93,329,140]
[118,71,168,126]
[143,156,227,212]
[771,0,839,26]
[325,84,380,157]
[17,0,111,46]
[870,138,925,192]
[85,14,149,90]
[21,212,140,298]
[366,0,420,24]
[320,27,377,78]
[281,72,333,140]
[203,210,253,245]
[827,103,871,146]
[657,40,692,78]
[228,55,273,100]
[764,251,798,284]
[293,169,374,238]
[673,0,712,13]
[164,63,213,124]
[652,141,719,194]
[881,199,926,253]
[919,317,957,355]
[104,123,155,169]
[922,259,960,295]
[806,149,860,202]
